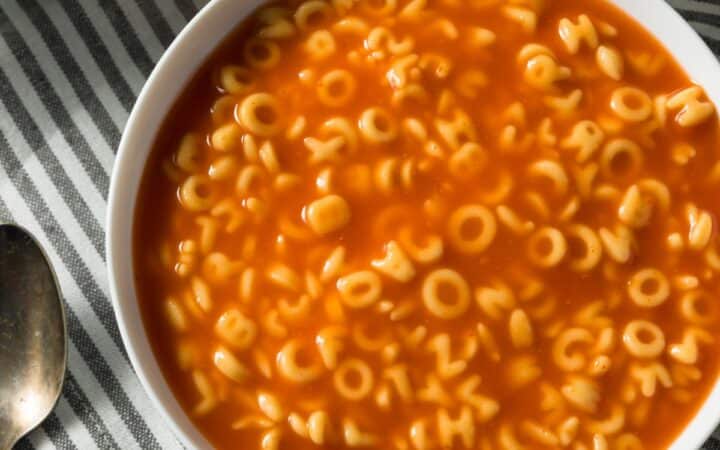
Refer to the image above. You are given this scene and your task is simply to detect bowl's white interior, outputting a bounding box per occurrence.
[107,0,720,448]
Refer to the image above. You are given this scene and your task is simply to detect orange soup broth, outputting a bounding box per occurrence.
[134,0,720,449]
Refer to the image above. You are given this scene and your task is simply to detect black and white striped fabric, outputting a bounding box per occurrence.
[0,0,719,449]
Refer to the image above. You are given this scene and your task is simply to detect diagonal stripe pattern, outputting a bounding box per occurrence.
[0,0,719,449]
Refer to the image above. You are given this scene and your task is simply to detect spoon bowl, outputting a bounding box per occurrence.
[0,224,66,450]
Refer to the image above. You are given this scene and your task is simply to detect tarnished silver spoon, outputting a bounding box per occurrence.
[0,224,66,450]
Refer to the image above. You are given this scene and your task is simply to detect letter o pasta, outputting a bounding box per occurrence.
[527,227,567,268]
[627,268,670,308]
[333,358,375,400]
[622,320,665,358]
[610,87,653,122]
[244,38,281,70]
[680,290,718,325]
[295,0,332,31]
[306,30,337,60]
[600,139,643,179]
[277,339,323,383]
[179,175,216,211]
[359,107,398,143]
[219,65,254,94]
[422,268,471,319]
[337,271,383,308]
[447,205,497,254]
[317,69,357,107]
[238,93,282,137]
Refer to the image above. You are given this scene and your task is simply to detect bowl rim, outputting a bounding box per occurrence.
[106,1,720,449]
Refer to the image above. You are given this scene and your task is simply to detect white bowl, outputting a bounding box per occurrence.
[106,1,720,448]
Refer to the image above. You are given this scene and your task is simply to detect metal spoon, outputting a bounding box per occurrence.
[0,224,66,450]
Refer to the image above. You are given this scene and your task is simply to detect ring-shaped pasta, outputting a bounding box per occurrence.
[680,290,718,325]
[333,358,374,400]
[244,38,281,70]
[447,205,497,254]
[238,93,282,137]
[422,268,471,319]
[622,320,665,358]
[610,87,653,123]
[527,227,567,268]
[359,107,398,143]
[600,138,643,179]
[295,1,332,31]
[336,271,382,308]
[219,65,254,95]
[179,175,217,211]
[565,224,602,272]
[317,69,357,107]
[277,339,323,383]
[305,30,337,60]
[627,268,670,308]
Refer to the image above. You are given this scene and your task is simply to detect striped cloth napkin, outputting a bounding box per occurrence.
[0,0,719,449]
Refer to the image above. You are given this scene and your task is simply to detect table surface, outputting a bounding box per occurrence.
[0,0,719,449]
